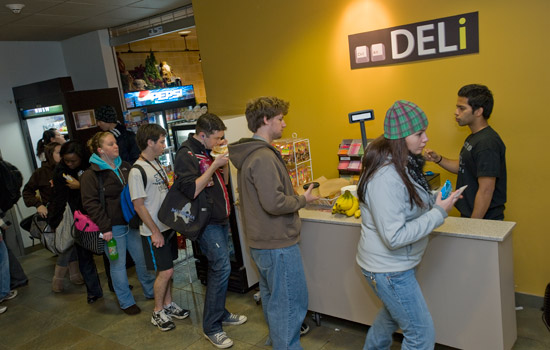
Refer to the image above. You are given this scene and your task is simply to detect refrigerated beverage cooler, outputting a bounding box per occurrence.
[123,85,198,177]
[13,77,123,170]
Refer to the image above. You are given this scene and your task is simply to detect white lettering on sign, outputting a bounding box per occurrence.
[349,12,478,69]
[391,19,468,59]
[417,24,435,56]
[34,107,50,113]
[138,89,184,102]
[438,22,457,53]
[391,29,414,59]
[148,26,163,36]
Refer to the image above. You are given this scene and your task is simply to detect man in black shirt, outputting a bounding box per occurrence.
[95,105,140,164]
[425,84,507,220]
[173,113,246,348]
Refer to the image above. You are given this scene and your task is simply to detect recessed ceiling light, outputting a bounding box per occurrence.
[6,4,25,14]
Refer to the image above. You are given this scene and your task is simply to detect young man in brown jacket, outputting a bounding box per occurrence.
[229,97,318,350]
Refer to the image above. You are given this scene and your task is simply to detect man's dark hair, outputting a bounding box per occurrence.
[136,124,167,151]
[245,97,289,133]
[458,84,494,119]
[196,113,226,136]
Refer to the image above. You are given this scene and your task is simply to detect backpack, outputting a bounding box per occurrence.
[0,160,23,212]
[121,164,147,229]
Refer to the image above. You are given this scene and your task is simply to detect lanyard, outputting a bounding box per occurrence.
[139,156,170,189]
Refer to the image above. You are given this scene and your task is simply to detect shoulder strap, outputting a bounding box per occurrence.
[96,172,105,209]
[180,145,198,161]
[132,164,147,189]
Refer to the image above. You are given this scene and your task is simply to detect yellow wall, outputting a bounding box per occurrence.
[194,0,550,296]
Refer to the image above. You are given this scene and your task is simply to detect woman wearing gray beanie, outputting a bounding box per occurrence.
[356,100,462,349]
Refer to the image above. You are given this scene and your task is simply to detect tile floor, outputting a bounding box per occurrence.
[0,247,549,349]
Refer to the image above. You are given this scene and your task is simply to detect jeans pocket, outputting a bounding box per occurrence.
[385,269,413,289]
[251,249,273,269]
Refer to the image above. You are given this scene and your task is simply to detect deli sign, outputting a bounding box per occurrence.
[348,12,479,69]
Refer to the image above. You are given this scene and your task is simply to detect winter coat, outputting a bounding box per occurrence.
[80,161,130,233]
[228,138,306,249]
[356,162,447,273]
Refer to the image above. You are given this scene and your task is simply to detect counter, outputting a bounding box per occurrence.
[299,208,516,350]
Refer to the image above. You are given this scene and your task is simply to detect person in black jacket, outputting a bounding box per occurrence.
[48,141,102,303]
[22,142,82,292]
[81,132,154,315]
[95,105,140,164]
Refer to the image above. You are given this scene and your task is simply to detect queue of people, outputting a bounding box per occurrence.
[0,84,506,349]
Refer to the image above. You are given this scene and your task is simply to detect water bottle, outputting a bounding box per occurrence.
[107,238,119,260]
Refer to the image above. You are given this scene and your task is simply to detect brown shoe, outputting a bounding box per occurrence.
[68,261,85,285]
[122,304,141,315]
[52,265,68,293]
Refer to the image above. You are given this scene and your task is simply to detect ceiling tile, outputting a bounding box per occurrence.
[39,2,121,17]
[0,0,192,41]
[128,0,189,10]
[10,13,86,26]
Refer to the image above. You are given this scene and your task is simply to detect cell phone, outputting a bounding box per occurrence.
[453,185,468,199]
[440,180,452,200]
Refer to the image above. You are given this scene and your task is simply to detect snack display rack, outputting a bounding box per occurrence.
[272,138,313,187]
[337,138,365,183]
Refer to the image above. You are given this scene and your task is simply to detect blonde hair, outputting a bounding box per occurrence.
[87,131,113,155]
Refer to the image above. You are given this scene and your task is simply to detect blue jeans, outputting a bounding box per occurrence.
[362,268,435,350]
[250,244,308,350]
[0,240,9,299]
[56,246,77,267]
[105,225,155,309]
[198,224,231,335]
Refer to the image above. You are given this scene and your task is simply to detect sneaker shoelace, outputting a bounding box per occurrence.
[166,302,182,313]
[214,332,229,343]
[157,310,171,323]
[226,314,239,322]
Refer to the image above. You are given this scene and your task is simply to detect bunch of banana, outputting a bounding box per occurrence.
[332,190,361,217]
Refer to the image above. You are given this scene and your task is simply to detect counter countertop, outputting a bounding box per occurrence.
[299,208,516,242]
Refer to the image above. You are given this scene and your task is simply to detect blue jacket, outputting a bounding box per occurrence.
[356,163,447,273]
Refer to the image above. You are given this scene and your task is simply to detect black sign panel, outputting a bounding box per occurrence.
[349,12,479,69]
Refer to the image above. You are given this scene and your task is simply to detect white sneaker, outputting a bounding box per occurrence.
[0,290,17,303]
[164,301,190,320]
[151,309,175,331]
[221,313,247,326]
[204,331,233,348]
[0,306,6,314]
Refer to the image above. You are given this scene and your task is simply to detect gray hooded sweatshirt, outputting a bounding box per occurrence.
[356,163,447,273]
[228,138,307,249]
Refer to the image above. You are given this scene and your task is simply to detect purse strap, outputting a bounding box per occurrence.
[97,172,105,209]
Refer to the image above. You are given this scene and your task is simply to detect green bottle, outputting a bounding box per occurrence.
[107,238,118,260]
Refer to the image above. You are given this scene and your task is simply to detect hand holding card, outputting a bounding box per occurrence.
[453,185,468,199]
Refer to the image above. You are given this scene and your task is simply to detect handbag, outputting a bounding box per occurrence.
[158,146,213,241]
[158,185,213,241]
[72,173,106,255]
[29,204,74,254]
[28,214,47,240]
[49,204,74,254]
[19,214,34,233]
[73,210,104,255]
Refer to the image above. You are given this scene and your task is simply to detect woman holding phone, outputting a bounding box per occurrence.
[356,100,462,349]
[48,141,103,302]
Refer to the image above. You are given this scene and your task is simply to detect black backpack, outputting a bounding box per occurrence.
[0,160,23,212]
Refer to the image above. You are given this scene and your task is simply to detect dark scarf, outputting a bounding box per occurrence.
[407,154,430,192]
